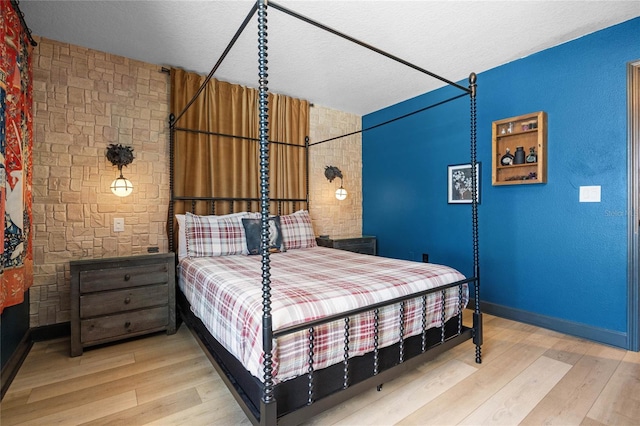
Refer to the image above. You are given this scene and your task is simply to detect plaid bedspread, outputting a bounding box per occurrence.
[178,247,467,383]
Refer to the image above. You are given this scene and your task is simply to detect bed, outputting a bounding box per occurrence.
[168,1,481,425]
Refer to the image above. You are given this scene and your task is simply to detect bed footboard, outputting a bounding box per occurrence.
[176,276,480,425]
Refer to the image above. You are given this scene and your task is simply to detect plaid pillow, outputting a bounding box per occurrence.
[185,212,257,257]
[280,210,317,249]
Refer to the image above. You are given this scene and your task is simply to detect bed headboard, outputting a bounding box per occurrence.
[167,67,311,255]
[167,105,310,254]
[167,195,309,253]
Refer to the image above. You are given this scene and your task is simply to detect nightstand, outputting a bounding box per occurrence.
[316,235,377,255]
[70,253,176,357]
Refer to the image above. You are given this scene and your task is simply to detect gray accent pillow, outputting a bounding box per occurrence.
[242,216,286,255]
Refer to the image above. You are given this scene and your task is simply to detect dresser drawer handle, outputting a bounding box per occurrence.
[124,321,131,329]
[124,274,131,281]
[124,297,131,304]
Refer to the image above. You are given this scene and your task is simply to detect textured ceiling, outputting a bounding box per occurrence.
[19,0,640,115]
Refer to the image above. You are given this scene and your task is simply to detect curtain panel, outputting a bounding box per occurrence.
[170,68,309,215]
[0,1,34,313]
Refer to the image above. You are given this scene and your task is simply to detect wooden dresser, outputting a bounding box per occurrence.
[70,253,176,357]
[316,235,377,255]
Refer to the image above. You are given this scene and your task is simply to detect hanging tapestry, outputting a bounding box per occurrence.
[0,1,34,314]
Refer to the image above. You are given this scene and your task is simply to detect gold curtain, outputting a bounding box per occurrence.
[170,68,309,215]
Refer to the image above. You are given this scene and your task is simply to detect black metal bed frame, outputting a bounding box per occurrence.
[168,1,481,425]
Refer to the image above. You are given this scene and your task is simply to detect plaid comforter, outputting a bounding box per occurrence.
[179,246,467,383]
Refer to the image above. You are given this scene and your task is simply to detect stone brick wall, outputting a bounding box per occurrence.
[29,37,362,328]
[308,105,362,237]
[31,37,170,327]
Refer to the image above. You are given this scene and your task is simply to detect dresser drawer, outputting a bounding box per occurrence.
[81,306,169,343]
[79,263,169,293]
[80,284,169,318]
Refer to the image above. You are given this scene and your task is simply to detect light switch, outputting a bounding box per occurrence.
[579,186,601,203]
[114,217,125,232]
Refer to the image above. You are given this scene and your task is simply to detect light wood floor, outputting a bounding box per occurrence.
[1,312,639,425]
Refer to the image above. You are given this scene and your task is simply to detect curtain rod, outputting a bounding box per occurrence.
[10,0,37,47]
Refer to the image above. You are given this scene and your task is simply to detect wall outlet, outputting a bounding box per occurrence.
[422,253,429,263]
[114,218,125,232]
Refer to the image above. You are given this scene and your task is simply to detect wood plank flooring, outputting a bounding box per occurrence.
[1,312,639,425]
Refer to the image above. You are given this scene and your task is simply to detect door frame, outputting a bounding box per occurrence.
[628,59,640,352]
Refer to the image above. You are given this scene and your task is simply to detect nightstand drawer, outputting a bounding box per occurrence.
[81,306,169,343]
[79,263,169,293]
[80,284,169,318]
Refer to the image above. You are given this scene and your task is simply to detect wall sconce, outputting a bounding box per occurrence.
[106,143,134,197]
[324,165,347,201]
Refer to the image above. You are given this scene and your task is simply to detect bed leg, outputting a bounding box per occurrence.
[377,384,383,392]
[473,311,483,364]
[260,399,277,426]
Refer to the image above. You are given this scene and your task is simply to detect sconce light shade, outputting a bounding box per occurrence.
[325,165,347,201]
[111,175,133,197]
[106,143,135,197]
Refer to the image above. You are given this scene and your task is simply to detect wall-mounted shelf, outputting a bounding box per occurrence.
[492,111,547,186]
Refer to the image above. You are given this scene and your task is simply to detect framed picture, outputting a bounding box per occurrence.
[447,163,481,204]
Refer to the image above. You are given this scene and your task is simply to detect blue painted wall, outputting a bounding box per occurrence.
[363,18,640,342]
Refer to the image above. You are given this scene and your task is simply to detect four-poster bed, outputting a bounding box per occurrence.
[168,1,481,425]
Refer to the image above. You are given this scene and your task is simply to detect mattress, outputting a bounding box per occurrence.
[178,246,467,383]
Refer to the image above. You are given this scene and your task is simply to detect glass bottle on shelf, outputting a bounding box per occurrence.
[526,147,537,163]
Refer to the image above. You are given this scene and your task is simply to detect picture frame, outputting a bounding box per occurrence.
[447,163,481,204]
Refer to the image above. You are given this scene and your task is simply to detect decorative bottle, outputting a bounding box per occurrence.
[514,146,525,164]
[500,148,514,166]
[526,147,537,163]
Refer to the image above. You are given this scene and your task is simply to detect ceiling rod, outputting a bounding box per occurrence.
[268,1,470,95]
[309,92,468,146]
[171,2,258,127]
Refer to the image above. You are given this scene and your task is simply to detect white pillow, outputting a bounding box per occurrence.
[175,214,187,261]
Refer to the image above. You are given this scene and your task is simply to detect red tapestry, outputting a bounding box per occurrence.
[0,1,33,314]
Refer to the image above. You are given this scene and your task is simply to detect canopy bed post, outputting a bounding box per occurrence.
[305,136,310,207]
[168,113,176,252]
[469,72,482,364]
[257,0,277,424]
